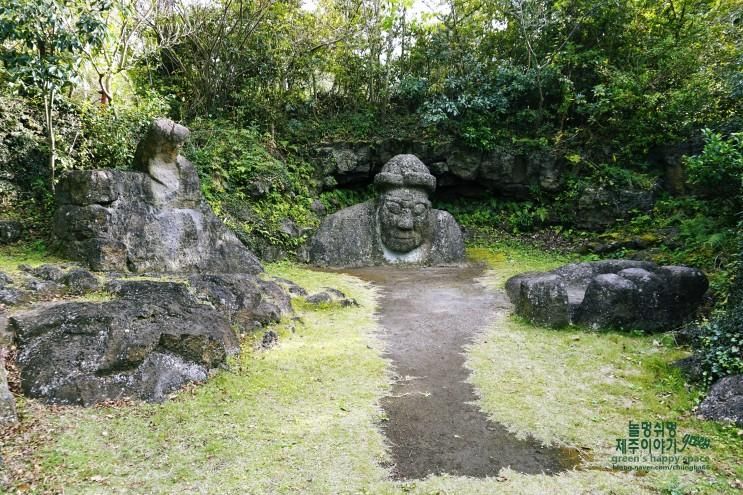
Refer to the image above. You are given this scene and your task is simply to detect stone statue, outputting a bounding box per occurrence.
[53,118,262,273]
[310,154,465,267]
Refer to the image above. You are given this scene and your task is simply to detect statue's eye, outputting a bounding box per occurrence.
[413,203,428,215]
[386,202,402,214]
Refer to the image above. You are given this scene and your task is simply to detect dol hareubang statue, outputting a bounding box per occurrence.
[309,154,465,267]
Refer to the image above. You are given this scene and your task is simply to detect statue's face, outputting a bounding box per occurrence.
[378,188,432,253]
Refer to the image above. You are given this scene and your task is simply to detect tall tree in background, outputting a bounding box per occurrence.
[0,0,107,190]
[83,0,188,106]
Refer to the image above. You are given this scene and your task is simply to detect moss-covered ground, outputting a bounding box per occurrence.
[1,245,741,494]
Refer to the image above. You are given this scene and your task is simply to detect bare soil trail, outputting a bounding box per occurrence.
[341,263,580,480]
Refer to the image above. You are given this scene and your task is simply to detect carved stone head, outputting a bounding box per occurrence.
[374,155,437,254]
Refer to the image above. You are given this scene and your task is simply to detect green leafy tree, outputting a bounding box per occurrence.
[0,0,107,190]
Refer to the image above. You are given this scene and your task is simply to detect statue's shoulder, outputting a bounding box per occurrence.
[322,201,375,224]
[310,200,378,266]
[432,209,459,230]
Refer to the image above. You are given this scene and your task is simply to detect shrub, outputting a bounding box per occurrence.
[186,119,319,256]
[698,301,743,384]
[685,129,743,204]
[76,92,172,170]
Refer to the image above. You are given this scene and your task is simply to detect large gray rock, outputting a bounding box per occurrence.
[187,274,291,333]
[508,273,570,327]
[506,260,708,331]
[11,279,244,405]
[698,375,743,426]
[53,118,262,274]
[10,275,292,406]
[310,155,465,267]
[577,274,641,330]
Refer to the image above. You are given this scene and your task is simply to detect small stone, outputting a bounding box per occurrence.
[29,264,66,282]
[261,330,278,349]
[23,276,64,297]
[61,269,100,295]
[271,277,308,297]
[305,292,332,305]
[310,199,326,217]
[305,289,358,308]
[0,287,29,306]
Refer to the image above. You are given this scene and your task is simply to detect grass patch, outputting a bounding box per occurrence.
[0,241,67,276]
[6,265,391,494]
[3,250,741,494]
[464,247,743,494]
[467,241,582,288]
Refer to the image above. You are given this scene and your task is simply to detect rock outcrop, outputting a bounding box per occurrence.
[310,155,465,267]
[10,277,291,405]
[0,265,101,306]
[53,118,261,274]
[698,375,743,427]
[315,140,562,199]
[575,187,656,231]
[506,260,708,331]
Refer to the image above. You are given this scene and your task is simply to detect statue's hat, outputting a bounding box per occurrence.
[373,154,436,194]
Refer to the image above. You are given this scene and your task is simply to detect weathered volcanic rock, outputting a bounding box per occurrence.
[187,274,291,332]
[61,269,100,295]
[506,273,570,327]
[10,280,240,405]
[506,260,708,331]
[53,118,261,274]
[698,375,743,427]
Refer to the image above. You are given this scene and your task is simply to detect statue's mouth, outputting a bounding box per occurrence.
[392,233,417,241]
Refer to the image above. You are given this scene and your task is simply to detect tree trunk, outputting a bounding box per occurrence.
[43,88,57,194]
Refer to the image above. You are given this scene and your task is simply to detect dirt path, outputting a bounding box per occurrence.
[342,264,579,480]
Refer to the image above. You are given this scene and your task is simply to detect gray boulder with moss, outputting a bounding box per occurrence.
[506,260,708,330]
[53,118,261,274]
[310,154,465,267]
[10,277,290,406]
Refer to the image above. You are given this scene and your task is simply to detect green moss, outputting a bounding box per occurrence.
[0,241,67,275]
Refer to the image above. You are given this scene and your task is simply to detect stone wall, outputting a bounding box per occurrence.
[313,139,562,200]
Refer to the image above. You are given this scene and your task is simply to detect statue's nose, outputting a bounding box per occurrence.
[397,212,414,230]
